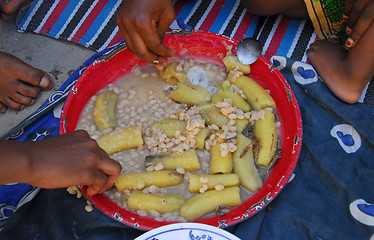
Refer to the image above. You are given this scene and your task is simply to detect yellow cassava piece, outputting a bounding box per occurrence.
[218,81,251,112]
[180,186,242,221]
[127,191,185,213]
[199,104,228,128]
[222,54,251,75]
[233,133,262,192]
[168,82,210,106]
[188,174,239,193]
[209,143,233,174]
[97,126,143,155]
[229,75,275,110]
[235,119,249,133]
[254,108,277,167]
[195,127,211,150]
[115,170,182,191]
[160,61,187,85]
[93,91,118,131]
[210,93,223,104]
[151,119,187,138]
[147,149,201,172]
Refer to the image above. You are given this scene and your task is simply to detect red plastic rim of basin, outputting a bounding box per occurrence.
[60,30,303,231]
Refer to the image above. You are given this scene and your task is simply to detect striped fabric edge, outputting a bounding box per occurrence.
[17,0,123,51]
[257,15,317,62]
[17,0,316,61]
[16,0,373,105]
[173,0,316,61]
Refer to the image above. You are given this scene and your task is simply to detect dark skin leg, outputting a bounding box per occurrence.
[242,0,374,104]
[307,22,374,104]
[241,0,308,18]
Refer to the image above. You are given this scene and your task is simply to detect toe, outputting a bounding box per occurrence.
[39,74,53,90]
[327,36,341,44]
[9,91,36,106]
[17,80,41,98]
[0,102,7,113]
[307,42,319,53]
[3,97,23,111]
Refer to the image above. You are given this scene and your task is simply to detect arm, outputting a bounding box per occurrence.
[0,130,121,196]
[343,0,374,47]
[116,0,177,64]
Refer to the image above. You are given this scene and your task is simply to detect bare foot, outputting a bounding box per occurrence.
[0,52,53,113]
[307,38,370,104]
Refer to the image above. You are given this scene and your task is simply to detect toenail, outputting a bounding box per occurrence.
[30,99,35,105]
[19,105,25,111]
[345,38,353,47]
[328,34,339,40]
[346,27,352,35]
[343,14,349,21]
[153,59,160,64]
[40,76,52,89]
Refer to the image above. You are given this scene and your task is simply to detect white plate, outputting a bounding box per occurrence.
[135,223,241,240]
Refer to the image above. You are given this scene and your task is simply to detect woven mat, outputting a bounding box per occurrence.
[16,0,374,104]
[17,0,316,60]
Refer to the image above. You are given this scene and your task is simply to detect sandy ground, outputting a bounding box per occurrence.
[0,19,95,137]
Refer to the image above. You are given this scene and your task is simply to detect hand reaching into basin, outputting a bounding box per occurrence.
[0,130,122,196]
[116,0,177,64]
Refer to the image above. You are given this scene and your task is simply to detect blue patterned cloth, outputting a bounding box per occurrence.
[0,45,373,239]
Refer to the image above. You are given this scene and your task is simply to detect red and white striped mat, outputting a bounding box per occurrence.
[16,0,317,62]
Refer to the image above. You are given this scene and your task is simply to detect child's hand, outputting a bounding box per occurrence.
[343,0,374,47]
[116,0,177,64]
[6,130,122,196]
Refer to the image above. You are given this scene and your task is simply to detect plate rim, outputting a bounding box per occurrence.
[134,222,241,240]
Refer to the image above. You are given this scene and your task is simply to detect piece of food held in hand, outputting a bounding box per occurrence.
[76,51,281,222]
